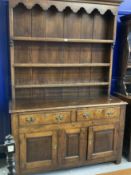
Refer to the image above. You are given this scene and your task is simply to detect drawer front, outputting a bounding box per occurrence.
[77,107,120,121]
[19,111,71,126]
[77,108,94,121]
[105,107,120,118]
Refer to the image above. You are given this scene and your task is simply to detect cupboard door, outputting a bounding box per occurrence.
[20,130,57,171]
[58,128,87,166]
[88,124,118,159]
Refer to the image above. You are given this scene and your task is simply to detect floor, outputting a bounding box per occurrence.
[0,159,7,175]
[1,158,131,175]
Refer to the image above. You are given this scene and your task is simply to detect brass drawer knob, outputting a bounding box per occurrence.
[97,109,103,113]
[59,115,64,121]
[106,112,113,116]
[56,115,64,122]
[26,116,36,123]
[83,112,90,118]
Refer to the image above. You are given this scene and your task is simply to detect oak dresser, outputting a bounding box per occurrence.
[9,0,127,174]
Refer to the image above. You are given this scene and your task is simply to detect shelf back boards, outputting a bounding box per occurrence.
[9,0,118,101]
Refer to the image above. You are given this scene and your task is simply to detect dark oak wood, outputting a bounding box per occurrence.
[20,131,57,170]
[88,124,118,160]
[9,0,126,174]
[11,100,126,175]
[13,37,114,43]
[10,0,121,15]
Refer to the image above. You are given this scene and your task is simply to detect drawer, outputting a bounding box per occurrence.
[19,111,71,126]
[77,108,105,121]
[77,108,94,121]
[77,107,120,121]
[105,107,120,118]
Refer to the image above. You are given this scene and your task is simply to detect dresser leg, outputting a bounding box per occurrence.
[115,159,121,164]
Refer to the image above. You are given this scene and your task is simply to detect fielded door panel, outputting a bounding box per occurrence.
[19,130,57,170]
[88,124,118,159]
[58,128,87,166]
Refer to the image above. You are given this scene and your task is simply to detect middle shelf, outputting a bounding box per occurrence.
[13,63,110,68]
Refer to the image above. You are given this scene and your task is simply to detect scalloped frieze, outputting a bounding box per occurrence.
[10,0,118,15]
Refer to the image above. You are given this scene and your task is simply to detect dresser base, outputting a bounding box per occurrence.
[10,97,127,175]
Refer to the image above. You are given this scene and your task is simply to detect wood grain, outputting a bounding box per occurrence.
[9,0,126,174]
[97,169,131,175]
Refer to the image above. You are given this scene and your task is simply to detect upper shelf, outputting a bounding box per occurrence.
[12,37,114,44]
[10,0,119,15]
